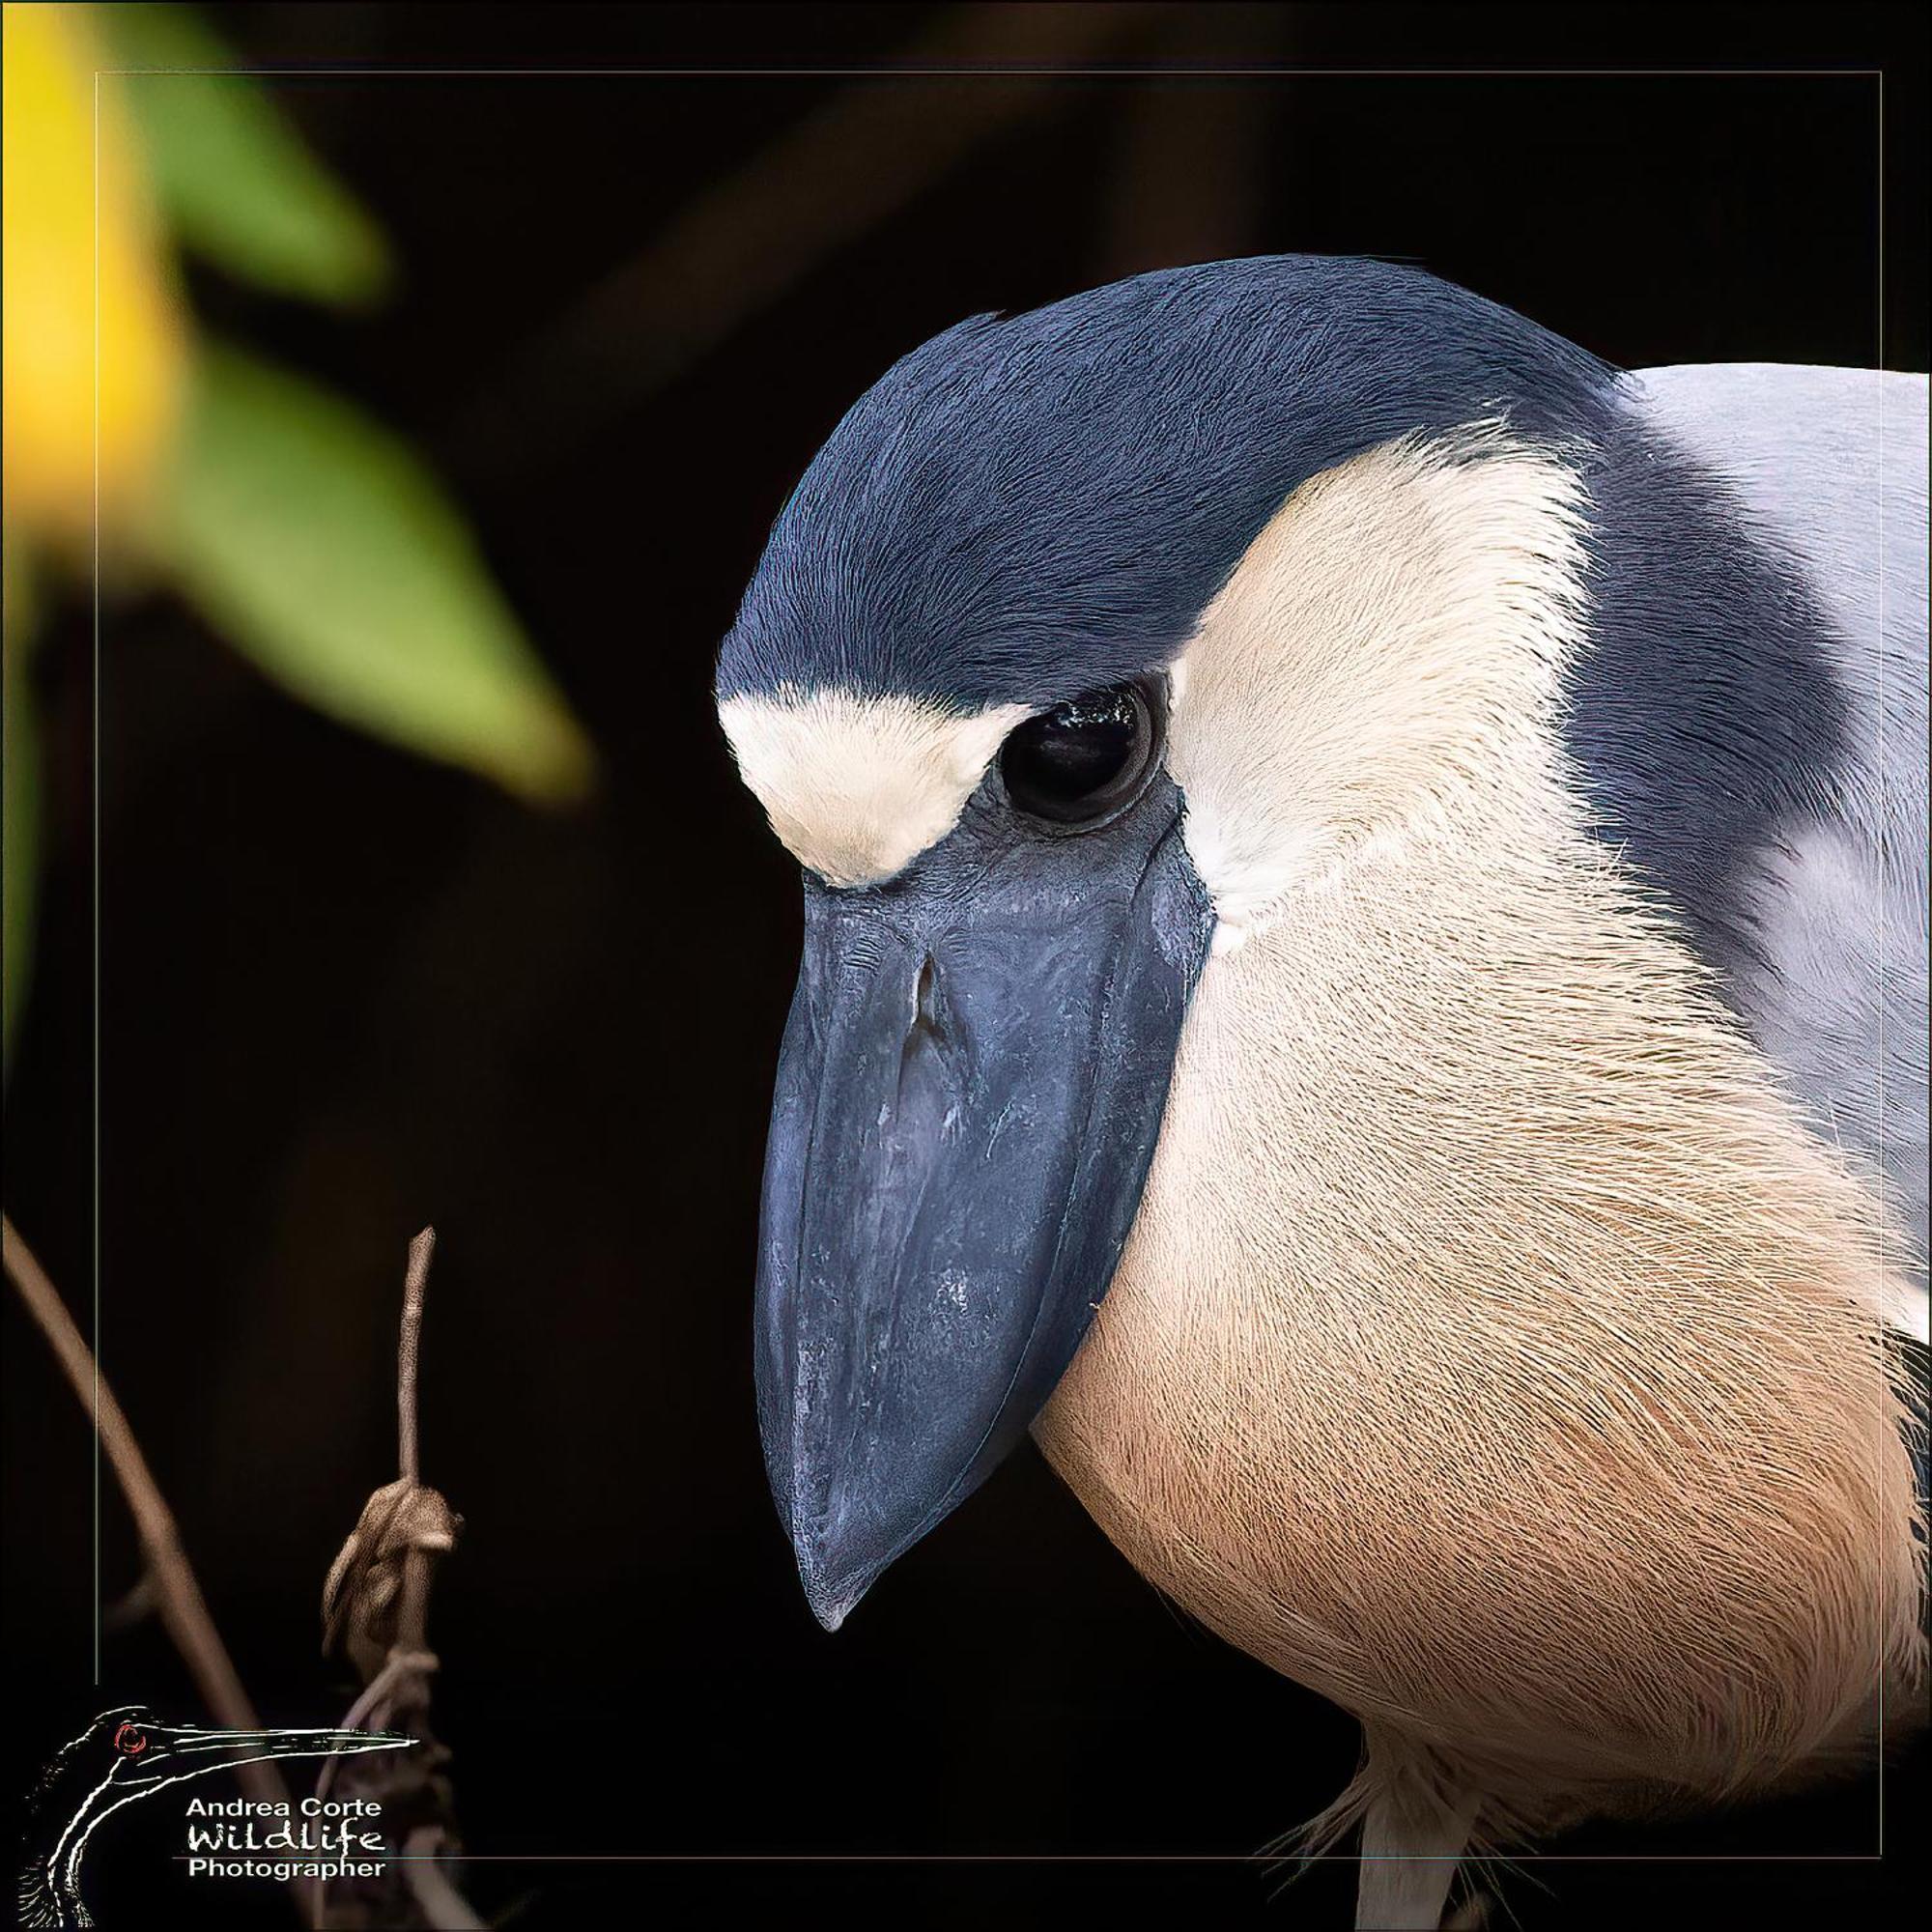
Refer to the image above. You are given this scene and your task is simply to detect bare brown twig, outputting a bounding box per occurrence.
[318,1229,478,1932]
[398,1228,431,1486]
[1,1213,293,1817]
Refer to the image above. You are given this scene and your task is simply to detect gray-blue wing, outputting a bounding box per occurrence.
[1631,364,1928,1321]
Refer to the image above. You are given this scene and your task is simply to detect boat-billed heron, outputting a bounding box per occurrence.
[716,257,1928,1929]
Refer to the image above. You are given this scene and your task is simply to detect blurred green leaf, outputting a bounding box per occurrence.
[153,344,595,807]
[101,4,391,307]
[4,534,43,1070]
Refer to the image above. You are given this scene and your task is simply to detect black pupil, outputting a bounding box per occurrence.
[1001,686,1148,822]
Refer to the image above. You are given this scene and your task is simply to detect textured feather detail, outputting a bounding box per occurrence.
[1037,438,1926,1846]
[718,256,1618,711]
[1631,365,1929,1308]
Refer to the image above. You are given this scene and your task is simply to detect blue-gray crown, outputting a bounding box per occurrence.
[716,255,1619,712]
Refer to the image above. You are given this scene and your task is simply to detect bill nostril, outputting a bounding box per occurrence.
[911,954,942,1040]
[894,953,950,1123]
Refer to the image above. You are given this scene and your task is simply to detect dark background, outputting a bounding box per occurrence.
[6,6,1927,1927]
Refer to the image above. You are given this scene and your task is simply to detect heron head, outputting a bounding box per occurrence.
[62,1706,406,1789]
[718,256,1615,1629]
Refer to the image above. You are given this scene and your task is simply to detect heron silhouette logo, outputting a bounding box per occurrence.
[18,1706,411,1929]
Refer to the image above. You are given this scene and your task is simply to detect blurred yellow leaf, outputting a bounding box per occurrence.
[100,5,392,307]
[3,3,185,546]
[152,344,595,806]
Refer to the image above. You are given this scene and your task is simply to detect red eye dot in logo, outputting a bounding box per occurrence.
[113,1721,148,1757]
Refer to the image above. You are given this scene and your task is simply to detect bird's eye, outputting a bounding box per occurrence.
[999,680,1162,828]
[113,1721,148,1756]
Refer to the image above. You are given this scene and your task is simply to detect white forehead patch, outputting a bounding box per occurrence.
[720,687,1029,887]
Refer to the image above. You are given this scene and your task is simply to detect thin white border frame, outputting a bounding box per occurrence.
[87,52,1901,1878]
